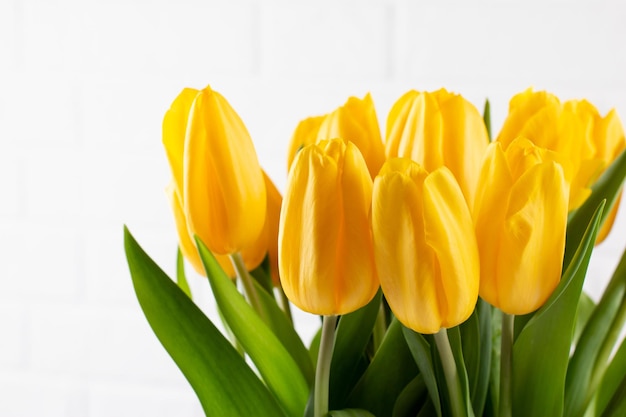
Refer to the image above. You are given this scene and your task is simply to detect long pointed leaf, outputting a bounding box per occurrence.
[565,248,626,416]
[392,375,428,417]
[403,325,443,417]
[347,319,420,417]
[330,290,382,409]
[512,202,604,417]
[473,299,492,416]
[195,237,308,417]
[596,332,626,416]
[328,410,376,417]
[124,227,285,417]
[176,247,192,298]
[599,375,626,417]
[253,277,315,385]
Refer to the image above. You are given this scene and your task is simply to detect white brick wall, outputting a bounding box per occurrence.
[1,0,626,414]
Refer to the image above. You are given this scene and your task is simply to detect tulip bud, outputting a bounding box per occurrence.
[497,88,626,242]
[163,87,267,276]
[385,89,489,207]
[183,85,266,255]
[372,158,479,334]
[279,138,379,315]
[474,138,569,315]
[286,94,385,178]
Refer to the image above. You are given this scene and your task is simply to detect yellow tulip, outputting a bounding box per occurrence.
[162,86,267,276]
[564,100,625,242]
[371,158,479,334]
[286,94,386,178]
[474,138,569,315]
[279,138,379,315]
[496,88,625,233]
[286,115,325,173]
[182,85,266,255]
[385,89,489,207]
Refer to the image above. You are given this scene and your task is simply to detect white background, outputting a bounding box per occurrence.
[1,0,626,416]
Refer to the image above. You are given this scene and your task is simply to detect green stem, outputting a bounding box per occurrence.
[278,284,294,324]
[372,300,386,351]
[229,252,268,323]
[434,328,466,417]
[499,313,515,417]
[314,315,338,417]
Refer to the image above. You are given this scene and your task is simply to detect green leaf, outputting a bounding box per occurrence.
[596,334,626,416]
[347,319,420,417]
[472,299,492,416]
[176,247,192,299]
[565,246,626,417]
[402,325,442,417]
[483,99,491,141]
[447,326,476,417]
[416,398,438,417]
[484,307,502,417]
[195,237,309,417]
[328,409,377,417]
[511,201,605,417]
[250,254,274,294]
[330,290,382,409]
[573,291,595,346]
[565,148,626,271]
[459,309,480,397]
[253,277,315,386]
[600,379,626,417]
[392,375,428,417]
[124,227,285,417]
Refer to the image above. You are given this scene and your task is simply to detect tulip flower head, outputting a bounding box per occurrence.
[385,89,489,207]
[496,88,625,242]
[279,138,379,315]
[474,137,569,315]
[162,86,267,275]
[286,94,385,178]
[372,158,479,334]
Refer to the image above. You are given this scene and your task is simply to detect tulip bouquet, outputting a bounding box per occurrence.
[124,85,626,417]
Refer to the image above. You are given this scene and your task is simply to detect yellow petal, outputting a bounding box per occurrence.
[438,93,489,205]
[167,181,260,278]
[262,171,283,285]
[597,109,626,163]
[497,88,560,148]
[596,191,622,244]
[372,158,441,333]
[423,167,479,329]
[385,91,444,172]
[166,181,204,276]
[163,88,198,194]
[184,86,266,255]
[287,116,325,173]
[386,89,487,207]
[474,142,513,308]
[315,94,385,178]
[497,161,568,314]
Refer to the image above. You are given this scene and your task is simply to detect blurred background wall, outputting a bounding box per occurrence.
[1,0,626,415]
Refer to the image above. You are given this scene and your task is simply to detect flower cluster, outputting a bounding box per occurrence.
[125,84,626,417]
